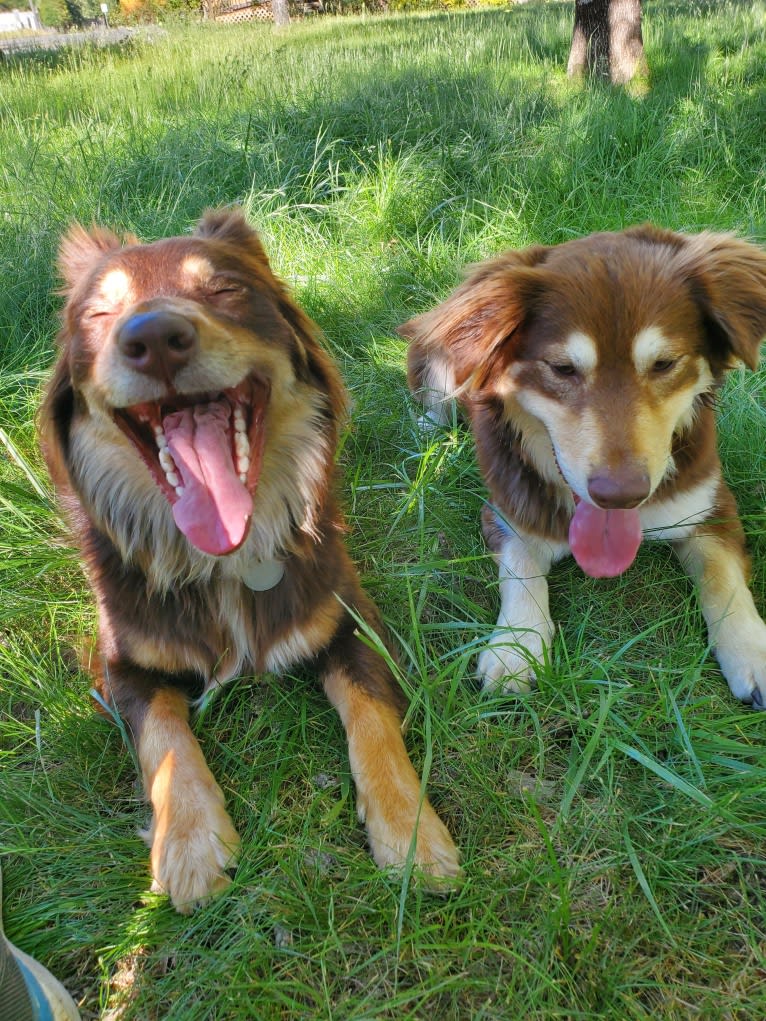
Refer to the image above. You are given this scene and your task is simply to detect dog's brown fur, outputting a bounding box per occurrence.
[402,225,766,706]
[41,209,459,912]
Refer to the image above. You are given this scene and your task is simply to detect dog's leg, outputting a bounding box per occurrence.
[477,507,557,693]
[321,624,460,882]
[101,668,241,912]
[675,530,766,707]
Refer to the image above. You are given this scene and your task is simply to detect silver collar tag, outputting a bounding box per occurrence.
[239,558,285,591]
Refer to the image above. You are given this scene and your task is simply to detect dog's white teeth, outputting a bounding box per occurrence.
[233,409,250,483]
[154,425,170,454]
[175,485,185,497]
[157,443,181,491]
[234,431,250,458]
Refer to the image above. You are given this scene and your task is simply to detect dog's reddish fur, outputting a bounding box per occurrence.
[41,209,459,911]
[402,225,766,706]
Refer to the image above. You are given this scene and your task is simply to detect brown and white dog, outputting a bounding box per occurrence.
[40,209,459,912]
[401,225,766,706]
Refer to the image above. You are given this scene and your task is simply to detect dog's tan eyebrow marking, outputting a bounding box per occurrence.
[559,331,598,373]
[99,268,133,305]
[181,255,215,282]
[632,326,673,374]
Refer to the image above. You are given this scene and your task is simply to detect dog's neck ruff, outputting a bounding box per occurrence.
[238,556,284,591]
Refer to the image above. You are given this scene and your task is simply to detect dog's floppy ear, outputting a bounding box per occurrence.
[58,224,129,294]
[38,345,76,489]
[399,246,550,390]
[679,232,766,372]
[195,208,267,260]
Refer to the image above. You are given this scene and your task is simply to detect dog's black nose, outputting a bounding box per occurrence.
[117,311,198,380]
[587,468,650,509]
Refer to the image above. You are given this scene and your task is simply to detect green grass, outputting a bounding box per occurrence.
[2,1,766,1017]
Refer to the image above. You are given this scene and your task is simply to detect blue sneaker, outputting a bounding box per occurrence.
[0,863,80,1021]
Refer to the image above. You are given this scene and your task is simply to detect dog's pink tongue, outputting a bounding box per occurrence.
[164,402,252,556]
[569,500,642,578]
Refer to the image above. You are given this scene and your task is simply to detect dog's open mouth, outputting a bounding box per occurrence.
[114,375,269,557]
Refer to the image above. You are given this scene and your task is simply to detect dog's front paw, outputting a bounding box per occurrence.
[715,625,766,709]
[145,790,241,914]
[477,629,547,693]
[363,795,461,885]
[417,409,449,433]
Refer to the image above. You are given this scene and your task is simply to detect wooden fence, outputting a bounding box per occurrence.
[213,0,326,22]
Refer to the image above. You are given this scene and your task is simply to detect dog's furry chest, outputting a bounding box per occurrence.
[91,547,336,695]
[205,575,329,688]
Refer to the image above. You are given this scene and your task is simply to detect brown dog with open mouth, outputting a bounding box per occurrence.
[40,209,459,912]
[401,225,766,707]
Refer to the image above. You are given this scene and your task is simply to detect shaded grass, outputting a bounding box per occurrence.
[2,2,766,1018]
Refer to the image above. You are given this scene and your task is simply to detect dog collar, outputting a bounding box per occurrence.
[239,557,284,591]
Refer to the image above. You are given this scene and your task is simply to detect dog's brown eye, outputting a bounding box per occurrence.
[652,358,677,374]
[547,362,578,378]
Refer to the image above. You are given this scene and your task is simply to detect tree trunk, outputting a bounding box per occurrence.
[273,0,290,26]
[567,0,648,85]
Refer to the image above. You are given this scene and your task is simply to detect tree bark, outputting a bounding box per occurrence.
[273,0,290,26]
[567,0,648,85]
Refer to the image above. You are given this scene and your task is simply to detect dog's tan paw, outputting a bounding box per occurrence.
[146,795,241,914]
[364,797,461,884]
[477,637,541,693]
